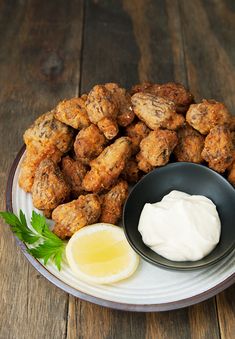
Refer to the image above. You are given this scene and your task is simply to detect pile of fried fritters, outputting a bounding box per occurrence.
[18,82,235,239]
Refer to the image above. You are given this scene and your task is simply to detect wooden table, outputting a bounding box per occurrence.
[0,1,234,338]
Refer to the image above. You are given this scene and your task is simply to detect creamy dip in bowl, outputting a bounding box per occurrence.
[123,163,235,270]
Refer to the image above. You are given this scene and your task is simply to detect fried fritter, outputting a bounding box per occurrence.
[19,111,74,192]
[174,124,205,163]
[61,156,87,198]
[99,179,128,224]
[105,83,135,127]
[74,124,106,164]
[82,137,132,192]
[131,93,184,131]
[130,82,193,113]
[97,117,118,141]
[151,83,194,113]
[186,99,231,135]
[136,129,178,172]
[32,159,70,213]
[135,83,194,113]
[125,120,150,155]
[19,145,62,193]
[121,158,142,183]
[23,110,74,153]
[54,96,90,129]
[52,194,101,239]
[201,125,234,173]
[19,155,40,193]
[228,161,235,186]
[129,82,153,95]
[85,85,119,139]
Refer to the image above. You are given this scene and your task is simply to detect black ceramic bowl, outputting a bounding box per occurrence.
[123,162,235,270]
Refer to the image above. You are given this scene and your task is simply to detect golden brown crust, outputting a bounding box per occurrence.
[131,92,184,131]
[97,117,119,140]
[121,158,142,183]
[85,85,119,139]
[23,110,74,153]
[165,112,185,130]
[18,144,63,193]
[54,97,90,129]
[105,83,135,127]
[130,82,193,113]
[148,83,193,113]
[18,155,39,193]
[52,194,101,239]
[186,100,231,135]
[125,121,150,155]
[74,124,107,164]
[129,82,153,95]
[136,129,178,172]
[136,154,153,173]
[61,156,87,198]
[99,179,128,224]
[82,137,132,193]
[32,159,70,211]
[174,124,205,163]
[201,125,234,173]
[19,111,74,192]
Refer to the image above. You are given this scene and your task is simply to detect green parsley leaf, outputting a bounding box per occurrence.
[0,210,66,270]
[0,210,40,243]
[0,211,20,227]
[31,210,47,234]
[29,240,65,270]
[19,210,27,229]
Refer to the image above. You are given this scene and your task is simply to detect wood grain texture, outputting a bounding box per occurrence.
[0,0,234,338]
[67,298,147,339]
[81,0,140,91]
[179,0,235,108]
[188,300,220,339]
[0,1,84,338]
[216,285,235,339]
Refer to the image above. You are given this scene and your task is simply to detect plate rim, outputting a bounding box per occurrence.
[5,145,235,312]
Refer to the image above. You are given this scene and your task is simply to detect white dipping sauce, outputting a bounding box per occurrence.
[138,190,221,261]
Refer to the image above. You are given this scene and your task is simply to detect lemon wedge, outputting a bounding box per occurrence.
[66,223,139,284]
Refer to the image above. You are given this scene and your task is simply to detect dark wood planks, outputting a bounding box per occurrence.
[80,0,140,91]
[67,297,220,339]
[0,1,84,338]
[216,285,235,339]
[188,300,220,339]
[67,298,147,339]
[179,0,235,108]
[123,0,185,84]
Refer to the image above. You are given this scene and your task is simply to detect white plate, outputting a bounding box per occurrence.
[6,147,235,312]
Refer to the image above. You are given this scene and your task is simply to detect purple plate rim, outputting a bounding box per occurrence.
[5,145,235,312]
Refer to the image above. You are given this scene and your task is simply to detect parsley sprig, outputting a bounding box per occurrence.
[0,210,66,270]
